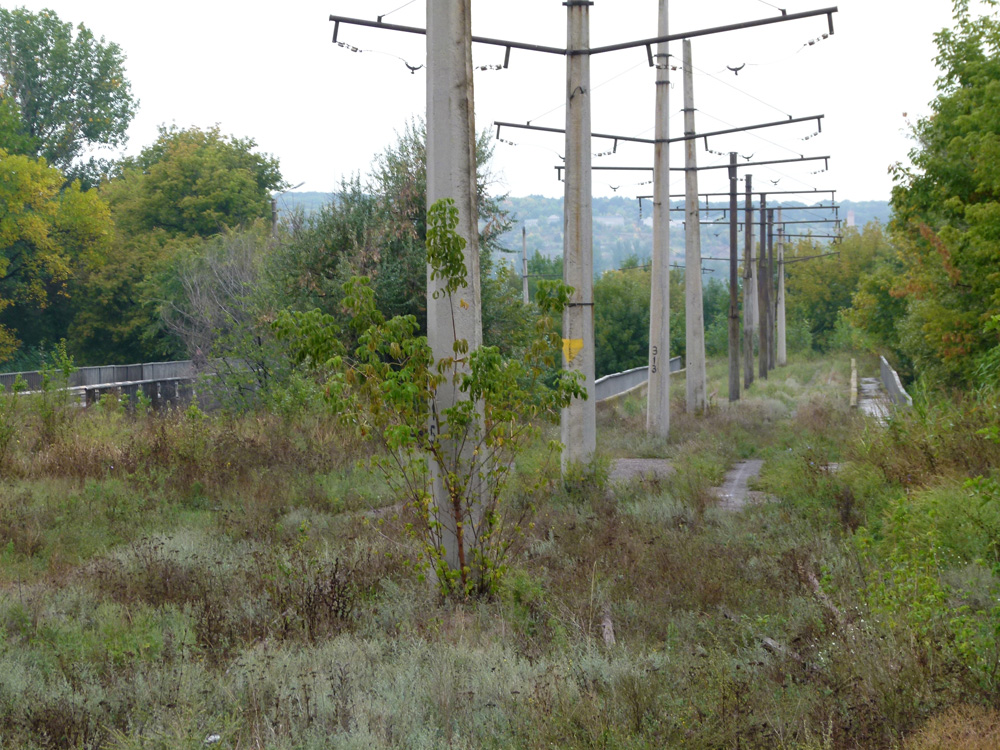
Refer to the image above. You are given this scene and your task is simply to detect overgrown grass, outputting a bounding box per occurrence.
[0,355,997,747]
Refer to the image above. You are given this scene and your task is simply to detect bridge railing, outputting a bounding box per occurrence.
[4,355,686,409]
[879,355,912,408]
[595,357,683,402]
[0,360,195,392]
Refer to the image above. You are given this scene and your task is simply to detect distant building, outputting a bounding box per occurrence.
[847,210,856,228]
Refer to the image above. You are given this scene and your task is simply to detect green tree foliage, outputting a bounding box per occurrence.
[0,7,136,175]
[594,267,649,378]
[0,95,35,156]
[785,222,888,350]
[277,174,425,329]
[593,264,685,378]
[279,120,524,352]
[702,277,733,358]
[846,242,910,371]
[63,126,284,364]
[109,125,283,237]
[275,199,583,596]
[0,149,111,361]
[886,0,1000,385]
[160,223,288,409]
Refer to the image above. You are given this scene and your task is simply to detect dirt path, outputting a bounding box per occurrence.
[608,458,674,484]
[710,459,765,511]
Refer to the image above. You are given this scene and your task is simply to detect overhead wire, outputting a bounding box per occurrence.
[523,59,650,126]
[756,0,787,13]
[333,41,424,74]
[377,0,417,23]
[693,108,822,192]
[687,60,793,120]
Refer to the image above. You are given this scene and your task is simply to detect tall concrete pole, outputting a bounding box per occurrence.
[727,153,740,401]
[426,0,483,574]
[776,207,787,366]
[647,0,671,437]
[561,0,596,472]
[522,226,530,305]
[682,40,706,414]
[742,174,755,389]
[757,194,769,380]
[767,207,776,371]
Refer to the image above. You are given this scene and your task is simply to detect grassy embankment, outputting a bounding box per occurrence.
[0,353,998,748]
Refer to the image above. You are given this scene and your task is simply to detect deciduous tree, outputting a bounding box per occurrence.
[0,149,111,361]
[0,7,137,175]
[785,223,887,351]
[65,126,284,363]
[888,0,1000,384]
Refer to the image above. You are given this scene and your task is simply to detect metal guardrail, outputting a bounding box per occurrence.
[0,360,194,392]
[595,356,683,402]
[5,355,687,408]
[82,377,196,408]
[879,355,912,408]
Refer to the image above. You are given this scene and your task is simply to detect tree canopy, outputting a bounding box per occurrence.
[57,126,285,364]
[0,149,112,361]
[785,223,888,351]
[0,7,137,174]
[107,125,284,238]
[884,0,1000,385]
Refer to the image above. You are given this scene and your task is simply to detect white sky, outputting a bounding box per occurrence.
[11,0,974,202]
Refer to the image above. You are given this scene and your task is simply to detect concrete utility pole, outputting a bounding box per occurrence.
[426,0,483,573]
[776,207,787,366]
[743,174,755,389]
[727,152,740,401]
[758,194,769,380]
[682,40,706,414]
[767,207,776,371]
[522,226,530,305]
[561,0,596,472]
[647,0,671,437]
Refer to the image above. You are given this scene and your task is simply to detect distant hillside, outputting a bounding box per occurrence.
[277,192,890,278]
[278,191,334,215]
[498,196,891,276]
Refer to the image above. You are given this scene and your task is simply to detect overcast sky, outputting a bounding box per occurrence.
[12,1,977,202]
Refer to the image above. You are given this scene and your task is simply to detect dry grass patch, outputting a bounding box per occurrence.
[904,705,1000,750]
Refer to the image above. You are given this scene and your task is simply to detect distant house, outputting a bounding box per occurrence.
[547,214,561,224]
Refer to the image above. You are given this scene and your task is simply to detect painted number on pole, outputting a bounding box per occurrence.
[651,345,658,374]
